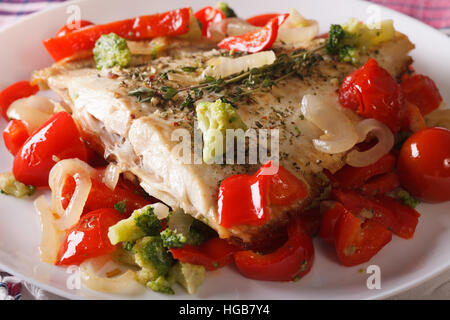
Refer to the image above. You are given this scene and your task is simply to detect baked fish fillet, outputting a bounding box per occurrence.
[32,34,414,246]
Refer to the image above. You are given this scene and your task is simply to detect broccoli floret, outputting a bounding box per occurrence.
[93,33,131,70]
[325,19,395,65]
[147,275,175,295]
[134,236,174,284]
[108,205,162,245]
[0,172,35,198]
[160,228,187,248]
[216,2,237,18]
[171,262,206,295]
[196,99,247,163]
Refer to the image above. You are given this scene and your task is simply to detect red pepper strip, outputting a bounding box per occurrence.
[335,209,392,267]
[170,237,240,271]
[55,19,94,37]
[218,161,307,228]
[329,153,396,190]
[400,74,442,116]
[217,13,288,53]
[319,202,348,245]
[61,175,154,217]
[360,172,400,196]
[245,13,279,27]
[56,208,122,266]
[13,112,87,187]
[234,218,314,281]
[401,102,427,133]
[194,6,225,37]
[332,189,420,239]
[3,119,29,156]
[43,7,190,61]
[0,81,39,120]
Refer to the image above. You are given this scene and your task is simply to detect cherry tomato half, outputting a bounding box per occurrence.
[400,74,442,116]
[3,119,29,156]
[397,127,450,203]
[0,81,39,120]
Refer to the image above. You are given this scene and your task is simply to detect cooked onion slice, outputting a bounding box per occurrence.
[203,50,276,79]
[7,96,55,132]
[151,202,170,220]
[301,94,359,154]
[208,18,258,42]
[277,9,318,44]
[80,257,142,294]
[34,196,61,264]
[49,159,94,230]
[346,119,394,167]
[103,163,120,190]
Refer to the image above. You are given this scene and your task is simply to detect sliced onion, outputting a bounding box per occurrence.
[80,256,142,294]
[103,163,121,190]
[151,202,170,220]
[34,196,61,264]
[203,50,276,79]
[208,18,259,42]
[49,159,94,230]
[168,208,193,235]
[346,119,394,167]
[301,94,359,154]
[7,96,55,132]
[126,37,167,55]
[277,9,318,44]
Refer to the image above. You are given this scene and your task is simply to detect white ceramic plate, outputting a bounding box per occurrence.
[0,0,449,300]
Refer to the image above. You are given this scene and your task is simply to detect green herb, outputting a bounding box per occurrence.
[114,200,127,214]
[181,66,198,73]
[160,86,179,100]
[395,189,420,209]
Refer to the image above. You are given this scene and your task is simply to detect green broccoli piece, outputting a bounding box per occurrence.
[108,205,161,245]
[146,275,175,295]
[216,2,237,18]
[160,228,187,248]
[93,33,131,70]
[339,45,359,64]
[134,236,174,284]
[0,172,35,198]
[325,24,347,55]
[171,262,206,295]
[196,99,247,163]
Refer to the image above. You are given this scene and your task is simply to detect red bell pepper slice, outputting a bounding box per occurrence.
[400,74,442,116]
[0,81,39,120]
[245,13,279,27]
[43,7,191,61]
[56,208,122,266]
[55,19,94,37]
[170,237,240,271]
[3,119,29,156]
[335,209,392,267]
[338,58,405,133]
[12,112,87,187]
[218,161,307,228]
[217,13,288,53]
[234,217,314,281]
[194,6,225,37]
[360,172,400,196]
[332,189,420,239]
[319,202,348,245]
[61,175,154,216]
[329,153,396,190]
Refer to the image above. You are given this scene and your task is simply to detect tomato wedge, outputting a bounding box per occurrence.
[61,175,153,216]
[3,119,29,156]
[170,237,240,271]
[400,74,442,116]
[338,58,405,132]
[56,208,122,266]
[194,6,225,37]
[43,8,190,61]
[0,81,39,120]
[246,13,279,27]
[234,218,314,281]
[12,112,87,187]
[55,19,94,37]
[217,14,288,53]
[335,209,392,267]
